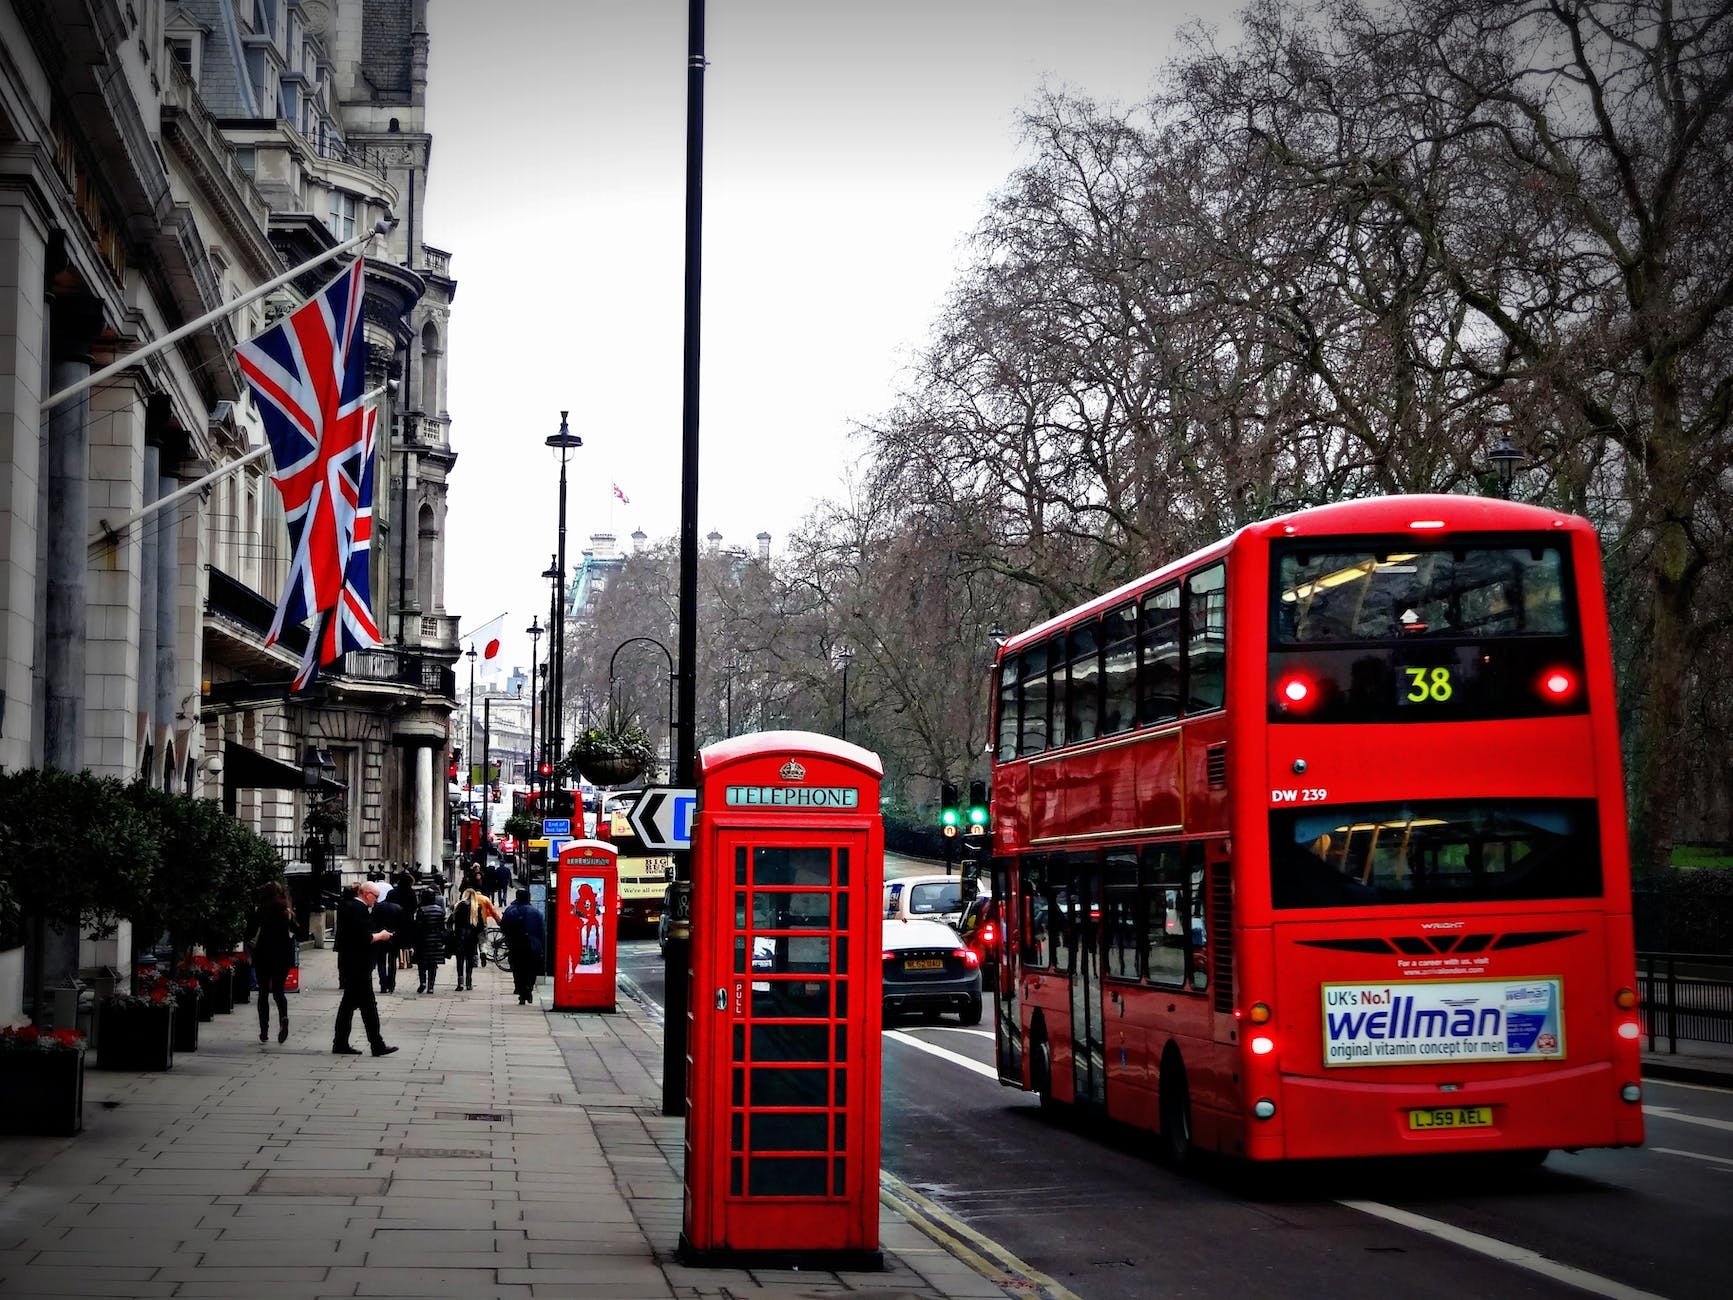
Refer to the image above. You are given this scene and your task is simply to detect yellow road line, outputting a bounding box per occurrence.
[880,1170,1082,1300]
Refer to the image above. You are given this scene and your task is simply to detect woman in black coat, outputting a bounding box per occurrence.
[414,888,448,992]
[247,881,297,1043]
[387,872,419,973]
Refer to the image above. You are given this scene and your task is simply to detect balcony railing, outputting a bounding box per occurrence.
[343,648,456,699]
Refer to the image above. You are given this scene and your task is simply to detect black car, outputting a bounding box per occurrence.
[881,918,982,1025]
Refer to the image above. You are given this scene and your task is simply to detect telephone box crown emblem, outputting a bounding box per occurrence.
[779,759,807,782]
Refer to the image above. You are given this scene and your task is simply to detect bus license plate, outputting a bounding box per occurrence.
[903,958,943,971]
[1408,1106,1492,1130]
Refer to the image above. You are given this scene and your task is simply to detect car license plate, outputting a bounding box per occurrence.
[1407,1106,1492,1130]
[903,958,943,970]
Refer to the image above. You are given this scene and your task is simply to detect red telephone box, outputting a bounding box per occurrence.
[553,840,617,1011]
[680,731,884,1270]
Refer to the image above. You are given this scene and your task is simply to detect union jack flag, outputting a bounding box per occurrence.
[235,257,380,689]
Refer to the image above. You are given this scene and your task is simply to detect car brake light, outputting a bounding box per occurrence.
[955,947,980,969]
[881,951,895,962]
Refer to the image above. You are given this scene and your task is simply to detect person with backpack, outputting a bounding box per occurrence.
[449,885,500,992]
[413,887,448,993]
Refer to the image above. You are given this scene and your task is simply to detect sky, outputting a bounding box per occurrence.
[424,0,1215,676]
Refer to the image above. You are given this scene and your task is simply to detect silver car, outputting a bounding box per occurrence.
[881,917,982,1025]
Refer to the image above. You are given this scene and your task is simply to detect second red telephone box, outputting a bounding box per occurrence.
[553,840,617,1011]
[680,731,884,1270]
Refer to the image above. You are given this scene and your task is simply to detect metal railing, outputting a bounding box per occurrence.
[1637,952,1733,1053]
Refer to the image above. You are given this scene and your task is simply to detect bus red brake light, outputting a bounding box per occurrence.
[1250,1035,1276,1055]
[1275,674,1319,714]
[1540,667,1577,701]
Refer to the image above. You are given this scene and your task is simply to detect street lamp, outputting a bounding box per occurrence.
[609,637,675,779]
[546,413,583,787]
[541,552,563,782]
[837,645,854,742]
[1487,435,1525,500]
[525,616,543,797]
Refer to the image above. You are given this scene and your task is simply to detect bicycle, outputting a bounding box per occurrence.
[481,927,511,973]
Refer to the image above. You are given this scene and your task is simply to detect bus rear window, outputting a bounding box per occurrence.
[1275,545,1571,644]
[1270,799,1601,908]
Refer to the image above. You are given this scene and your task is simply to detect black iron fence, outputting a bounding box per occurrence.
[1637,951,1733,1053]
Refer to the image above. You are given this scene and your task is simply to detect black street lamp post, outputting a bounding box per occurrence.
[546,413,583,787]
[608,637,675,779]
[541,553,562,779]
[837,645,854,742]
[525,616,543,796]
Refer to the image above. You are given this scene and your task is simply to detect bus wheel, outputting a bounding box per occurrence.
[1031,1025,1060,1115]
[1159,1051,1193,1169]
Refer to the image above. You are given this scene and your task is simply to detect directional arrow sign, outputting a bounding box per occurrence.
[628,786,697,852]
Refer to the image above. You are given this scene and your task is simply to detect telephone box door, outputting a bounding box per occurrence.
[554,840,617,1011]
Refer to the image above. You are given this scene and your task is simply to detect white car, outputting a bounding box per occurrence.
[884,874,965,926]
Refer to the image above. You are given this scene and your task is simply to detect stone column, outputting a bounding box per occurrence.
[84,378,144,779]
[153,469,178,787]
[0,193,48,773]
[414,743,435,872]
[43,298,101,774]
[137,442,159,775]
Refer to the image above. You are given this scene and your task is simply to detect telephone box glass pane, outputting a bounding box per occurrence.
[754,890,832,928]
[752,1023,829,1062]
[752,846,832,886]
[736,846,747,885]
[749,1157,826,1197]
[749,1113,827,1152]
[751,982,830,1018]
[838,846,850,887]
[751,1067,827,1106]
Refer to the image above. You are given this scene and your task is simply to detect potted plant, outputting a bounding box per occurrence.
[95,986,174,1072]
[0,1024,86,1135]
[570,705,655,787]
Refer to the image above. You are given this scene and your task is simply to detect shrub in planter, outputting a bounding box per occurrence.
[571,717,654,788]
[95,991,174,1072]
[0,1025,86,1135]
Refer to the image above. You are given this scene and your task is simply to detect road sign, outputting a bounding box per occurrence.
[542,817,572,836]
[628,787,697,852]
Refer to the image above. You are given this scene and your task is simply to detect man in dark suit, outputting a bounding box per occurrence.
[333,880,400,1056]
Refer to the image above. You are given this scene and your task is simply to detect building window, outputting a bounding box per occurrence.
[327,191,357,241]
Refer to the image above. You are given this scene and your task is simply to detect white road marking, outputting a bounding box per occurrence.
[1341,1200,1669,1300]
[907,1025,995,1040]
[884,1029,999,1080]
[1643,1104,1733,1132]
[1650,1146,1733,1169]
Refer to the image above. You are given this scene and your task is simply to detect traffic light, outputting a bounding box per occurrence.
[939,782,960,838]
[966,779,989,834]
[448,750,460,782]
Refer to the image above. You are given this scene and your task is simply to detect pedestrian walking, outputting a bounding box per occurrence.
[492,857,512,908]
[332,881,398,1057]
[499,888,546,1005]
[414,887,448,992]
[370,882,404,994]
[448,886,500,991]
[246,881,297,1044]
[387,870,418,974]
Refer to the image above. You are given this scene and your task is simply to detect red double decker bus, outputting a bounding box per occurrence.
[987,494,1645,1164]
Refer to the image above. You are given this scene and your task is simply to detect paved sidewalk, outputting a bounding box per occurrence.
[0,947,1026,1300]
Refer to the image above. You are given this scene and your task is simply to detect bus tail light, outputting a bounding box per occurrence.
[1614,987,1639,1010]
[1250,1035,1276,1056]
[1539,666,1578,702]
[1247,1002,1273,1024]
[1253,1098,1277,1120]
[1274,674,1320,714]
[1620,1083,1642,1104]
[1616,1020,1641,1040]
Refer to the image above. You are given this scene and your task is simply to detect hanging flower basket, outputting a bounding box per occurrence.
[578,754,645,786]
[572,720,654,788]
[0,1027,86,1135]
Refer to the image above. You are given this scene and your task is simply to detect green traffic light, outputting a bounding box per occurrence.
[940,808,959,827]
[968,806,987,826]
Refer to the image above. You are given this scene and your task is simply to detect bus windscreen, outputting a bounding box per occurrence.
[1270,798,1602,909]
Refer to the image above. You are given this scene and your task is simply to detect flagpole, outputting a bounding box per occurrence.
[86,382,393,549]
[42,220,392,413]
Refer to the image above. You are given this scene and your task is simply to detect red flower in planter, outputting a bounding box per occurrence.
[0,1024,85,1053]
[148,986,169,1004]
